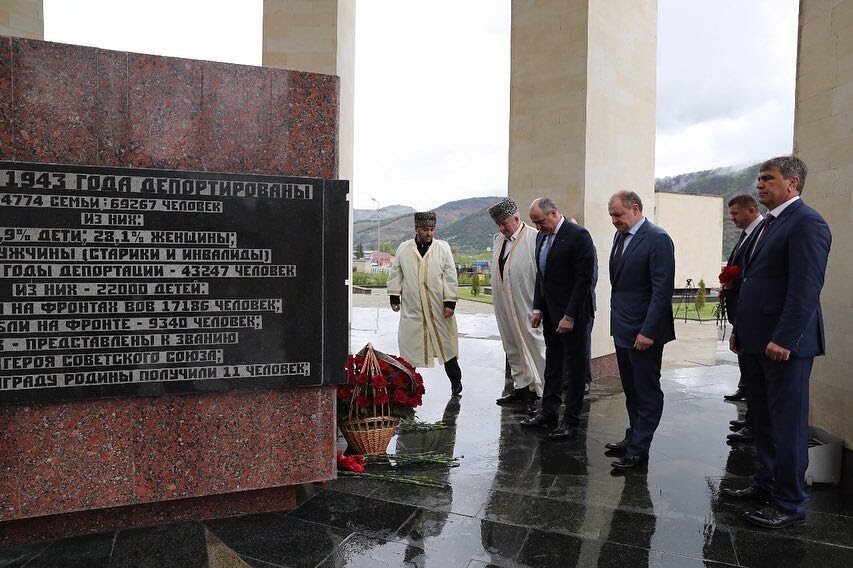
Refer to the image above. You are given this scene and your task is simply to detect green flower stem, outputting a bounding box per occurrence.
[338,470,448,488]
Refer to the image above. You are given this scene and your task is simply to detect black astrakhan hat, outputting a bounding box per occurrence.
[488,197,519,222]
[414,211,437,228]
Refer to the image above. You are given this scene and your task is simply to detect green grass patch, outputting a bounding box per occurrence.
[458,286,493,304]
[672,301,719,321]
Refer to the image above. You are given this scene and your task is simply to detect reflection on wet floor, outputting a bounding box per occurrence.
[1,305,851,567]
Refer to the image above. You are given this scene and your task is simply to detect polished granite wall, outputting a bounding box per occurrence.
[0,35,340,541]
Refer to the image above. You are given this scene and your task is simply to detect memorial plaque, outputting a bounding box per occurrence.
[0,161,349,404]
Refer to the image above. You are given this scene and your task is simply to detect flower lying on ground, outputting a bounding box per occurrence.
[336,451,365,473]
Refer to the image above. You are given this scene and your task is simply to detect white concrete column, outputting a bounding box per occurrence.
[794,0,853,446]
[508,0,658,360]
[0,0,43,39]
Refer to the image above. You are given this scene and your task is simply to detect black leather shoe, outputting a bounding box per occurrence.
[548,422,578,440]
[721,486,770,502]
[520,413,558,429]
[496,390,524,405]
[743,506,805,529]
[729,419,747,429]
[727,427,753,443]
[611,454,648,470]
[451,382,463,397]
[605,435,631,451]
[724,389,747,401]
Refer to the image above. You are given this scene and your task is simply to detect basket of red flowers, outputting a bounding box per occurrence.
[338,343,425,455]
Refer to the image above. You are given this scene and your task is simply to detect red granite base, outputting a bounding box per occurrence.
[0,485,297,548]
[591,352,618,379]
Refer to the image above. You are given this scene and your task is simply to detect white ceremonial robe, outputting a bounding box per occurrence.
[387,238,459,368]
[491,224,545,395]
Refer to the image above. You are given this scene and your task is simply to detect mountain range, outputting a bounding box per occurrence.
[353,162,763,256]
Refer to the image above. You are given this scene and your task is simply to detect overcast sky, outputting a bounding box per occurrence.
[44,0,798,211]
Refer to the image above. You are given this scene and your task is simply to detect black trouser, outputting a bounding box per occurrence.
[541,315,588,425]
[444,357,462,386]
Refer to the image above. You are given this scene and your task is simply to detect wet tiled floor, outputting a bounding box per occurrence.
[2,300,851,567]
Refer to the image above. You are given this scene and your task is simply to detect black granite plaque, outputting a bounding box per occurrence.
[0,162,349,404]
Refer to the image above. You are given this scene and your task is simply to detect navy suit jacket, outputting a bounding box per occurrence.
[609,219,676,349]
[533,220,595,325]
[733,199,831,357]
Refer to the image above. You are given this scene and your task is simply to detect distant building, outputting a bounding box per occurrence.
[654,192,723,290]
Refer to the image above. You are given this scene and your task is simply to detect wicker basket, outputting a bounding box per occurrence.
[338,343,410,455]
[339,415,400,455]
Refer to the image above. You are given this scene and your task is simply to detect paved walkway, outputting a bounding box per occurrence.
[1,295,851,567]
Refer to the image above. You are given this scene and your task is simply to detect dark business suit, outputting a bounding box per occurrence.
[733,198,831,515]
[724,224,760,391]
[610,219,675,458]
[533,220,596,425]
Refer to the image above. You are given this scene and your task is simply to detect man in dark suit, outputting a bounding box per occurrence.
[606,191,675,470]
[521,198,596,440]
[721,195,763,443]
[726,156,831,529]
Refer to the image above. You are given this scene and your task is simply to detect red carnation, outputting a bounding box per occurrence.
[355,395,370,408]
[391,375,405,389]
[374,391,389,405]
[392,389,409,404]
[372,375,387,389]
[718,265,742,285]
[337,386,351,399]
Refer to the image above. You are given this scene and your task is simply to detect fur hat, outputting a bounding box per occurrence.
[488,197,519,223]
[413,211,437,228]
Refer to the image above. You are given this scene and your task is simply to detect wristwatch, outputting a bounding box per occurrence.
[562,315,574,322]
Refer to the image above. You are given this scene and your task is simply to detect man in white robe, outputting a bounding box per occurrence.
[388,211,463,396]
[489,197,545,416]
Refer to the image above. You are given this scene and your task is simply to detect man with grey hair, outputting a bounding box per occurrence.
[523,198,596,440]
[489,197,544,415]
[726,156,831,529]
[606,190,675,470]
[388,211,463,396]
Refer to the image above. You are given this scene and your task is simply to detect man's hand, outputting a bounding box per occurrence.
[444,307,454,318]
[556,318,574,334]
[530,313,542,329]
[391,303,400,313]
[634,333,654,351]
[765,341,791,362]
[729,333,742,355]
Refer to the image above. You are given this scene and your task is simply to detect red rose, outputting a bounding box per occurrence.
[356,395,370,408]
[372,375,387,389]
[408,394,422,408]
[415,383,425,395]
[337,386,351,399]
[391,375,405,389]
[414,373,424,386]
[378,361,393,374]
[718,265,742,285]
[392,389,409,404]
[355,372,368,384]
[374,391,389,405]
